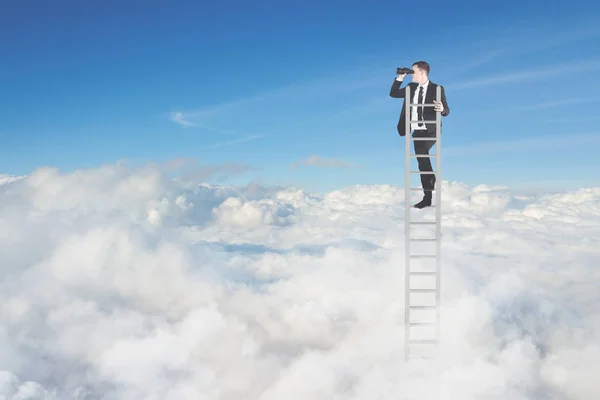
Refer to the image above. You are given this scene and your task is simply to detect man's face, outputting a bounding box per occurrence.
[411,65,426,84]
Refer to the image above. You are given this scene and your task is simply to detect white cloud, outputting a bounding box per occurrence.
[212,196,295,229]
[0,166,599,399]
[0,174,25,185]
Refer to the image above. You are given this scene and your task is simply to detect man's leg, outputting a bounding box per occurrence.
[413,132,436,208]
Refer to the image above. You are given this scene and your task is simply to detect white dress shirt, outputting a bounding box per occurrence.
[411,80,429,130]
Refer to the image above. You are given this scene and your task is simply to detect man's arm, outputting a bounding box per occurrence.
[440,85,449,117]
[389,76,407,98]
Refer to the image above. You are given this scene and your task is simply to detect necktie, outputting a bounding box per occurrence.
[417,86,424,127]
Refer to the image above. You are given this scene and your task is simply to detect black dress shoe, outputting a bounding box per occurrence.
[413,195,432,209]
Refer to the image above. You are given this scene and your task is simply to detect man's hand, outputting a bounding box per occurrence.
[433,100,444,112]
[396,73,406,81]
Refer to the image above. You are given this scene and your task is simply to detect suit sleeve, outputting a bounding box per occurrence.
[389,78,406,98]
[440,85,450,117]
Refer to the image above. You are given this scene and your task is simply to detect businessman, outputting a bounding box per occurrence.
[389,61,449,209]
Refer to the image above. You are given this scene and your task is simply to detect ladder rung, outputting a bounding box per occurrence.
[410,255,437,258]
[410,154,436,157]
[409,271,437,275]
[409,322,436,325]
[410,221,436,225]
[409,120,438,123]
[408,103,438,107]
[410,171,435,174]
[409,305,437,309]
[409,289,437,293]
[410,238,436,241]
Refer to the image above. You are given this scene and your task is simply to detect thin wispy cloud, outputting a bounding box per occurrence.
[434,22,600,92]
[289,155,359,169]
[444,131,600,156]
[491,96,600,112]
[447,23,600,75]
[502,24,600,57]
[186,162,256,183]
[541,115,600,124]
[170,112,238,135]
[448,49,512,75]
[208,134,266,148]
[447,58,600,90]
[170,112,199,127]
[160,158,256,182]
[169,75,381,126]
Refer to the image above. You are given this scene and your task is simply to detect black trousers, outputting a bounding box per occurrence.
[412,129,436,196]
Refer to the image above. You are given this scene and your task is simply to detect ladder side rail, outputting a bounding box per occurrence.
[435,85,442,351]
[404,84,411,361]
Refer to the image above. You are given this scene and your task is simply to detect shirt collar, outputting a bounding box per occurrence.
[419,80,430,89]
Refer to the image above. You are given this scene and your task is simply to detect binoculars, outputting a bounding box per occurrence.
[396,67,414,74]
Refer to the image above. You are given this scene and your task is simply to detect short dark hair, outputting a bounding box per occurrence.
[412,61,430,75]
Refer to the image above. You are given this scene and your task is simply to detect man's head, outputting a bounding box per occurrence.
[411,61,430,85]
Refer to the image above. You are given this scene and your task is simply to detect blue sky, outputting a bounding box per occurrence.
[2,0,600,193]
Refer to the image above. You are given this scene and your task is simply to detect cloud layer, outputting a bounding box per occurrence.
[0,165,599,399]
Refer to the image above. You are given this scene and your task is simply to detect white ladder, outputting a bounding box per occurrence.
[404,85,442,361]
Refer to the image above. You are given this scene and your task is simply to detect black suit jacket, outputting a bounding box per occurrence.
[389,78,450,137]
